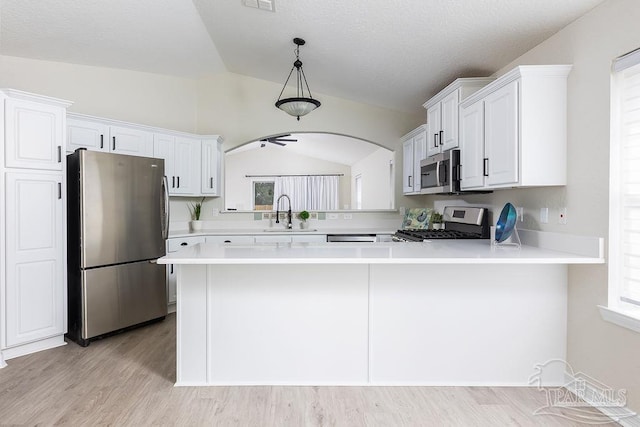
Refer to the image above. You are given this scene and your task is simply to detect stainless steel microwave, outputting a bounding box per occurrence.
[420,149,491,195]
[420,149,459,194]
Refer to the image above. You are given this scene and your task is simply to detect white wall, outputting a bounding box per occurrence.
[351,148,395,210]
[224,146,351,210]
[0,55,199,132]
[432,0,640,411]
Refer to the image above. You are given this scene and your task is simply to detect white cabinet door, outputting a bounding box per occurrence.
[110,125,154,157]
[205,236,255,244]
[173,136,201,195]
[67,118,110,153]
[412,132,426,193]
[485,81,519,187]
[4,98,64,171]
[440,90,459,151]
[402,138,415,194]
[4,172,64,347]
[201,138,221,196]
[460,100,485,189]
[426,104,442,157]
[167,264,177,305]
[153,133,175,183]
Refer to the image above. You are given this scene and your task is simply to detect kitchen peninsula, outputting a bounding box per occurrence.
[159,231,603,387]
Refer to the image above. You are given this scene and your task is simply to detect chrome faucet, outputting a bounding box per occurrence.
[275,194,292,229]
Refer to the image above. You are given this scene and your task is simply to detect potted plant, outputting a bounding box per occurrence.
[188,197,206,232]
[298,210,310,229]
[430,212,443,230]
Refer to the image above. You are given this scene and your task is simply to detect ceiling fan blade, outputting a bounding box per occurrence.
[270,141,286,146]
[274,133,291,138]
[275,138,297,142]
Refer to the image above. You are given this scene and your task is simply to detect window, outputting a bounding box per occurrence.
[604,47,640,332]
[253,181,274,210]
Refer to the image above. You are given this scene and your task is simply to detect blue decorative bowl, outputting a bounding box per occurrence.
[495,202,517,243]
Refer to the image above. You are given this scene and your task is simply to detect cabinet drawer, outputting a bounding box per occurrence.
[167,236,205,252]
[206,236,255,244]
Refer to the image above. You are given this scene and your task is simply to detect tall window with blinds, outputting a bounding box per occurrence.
[610,47,640,316]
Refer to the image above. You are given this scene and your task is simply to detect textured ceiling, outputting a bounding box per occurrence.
[1,0,605,113]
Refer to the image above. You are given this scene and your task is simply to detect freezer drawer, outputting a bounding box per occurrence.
[81,261,167,340]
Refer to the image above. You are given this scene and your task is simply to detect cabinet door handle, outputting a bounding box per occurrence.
[180,242,188,246]
[483,158,489,177]
[112,136,116,150]
[433,134,438,148]
[57,146,62,163]
[224,240,231,243]
[210,177,213,189]
[172,176,175,188]
[58,182,62,199]
[177,176,180,188]
[100,135,104,149]
[439,130,444,146]
[170,264,173,275]
[408,175,412,187]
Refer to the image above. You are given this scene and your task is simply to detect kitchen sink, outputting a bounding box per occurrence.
[262,228,318,232]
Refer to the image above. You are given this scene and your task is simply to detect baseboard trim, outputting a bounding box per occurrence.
[564,371,640,426]
[1,335,66,362]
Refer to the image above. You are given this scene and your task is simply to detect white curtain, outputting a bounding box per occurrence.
[273,175,339,211]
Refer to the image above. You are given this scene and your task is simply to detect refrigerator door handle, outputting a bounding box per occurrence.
[162,176,170,240]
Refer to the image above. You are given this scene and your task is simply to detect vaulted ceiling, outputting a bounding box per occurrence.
[1,0,605,114]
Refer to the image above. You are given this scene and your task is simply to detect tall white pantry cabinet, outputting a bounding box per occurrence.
[0,90,72,367]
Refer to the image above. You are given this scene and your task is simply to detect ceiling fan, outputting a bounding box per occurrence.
[260,134,298,147]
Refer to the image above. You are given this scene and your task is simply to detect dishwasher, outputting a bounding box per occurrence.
[326,234,378,242]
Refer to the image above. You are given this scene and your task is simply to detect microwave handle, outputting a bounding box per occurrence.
[435,161,441,185]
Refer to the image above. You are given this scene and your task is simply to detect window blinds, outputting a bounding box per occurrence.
[613,51,640,307]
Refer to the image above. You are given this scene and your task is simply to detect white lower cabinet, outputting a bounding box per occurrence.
[4,172,65,347]
[166,236,205,306]
[292,234,327,243]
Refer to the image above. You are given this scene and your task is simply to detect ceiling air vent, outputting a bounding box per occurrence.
[242,0,275,12]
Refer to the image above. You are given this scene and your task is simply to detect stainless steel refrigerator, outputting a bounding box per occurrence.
[67,149,169,346]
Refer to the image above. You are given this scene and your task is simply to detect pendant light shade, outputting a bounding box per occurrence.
[275,38,321,120]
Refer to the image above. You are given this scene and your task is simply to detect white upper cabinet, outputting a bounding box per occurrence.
[423,78,494,158]
[201,137,222,196]
[67,118,109,153]
[109,125,153,157]
[154,134,201,196]
[67,115,153,157]
[460,65,571,190]
[401,125,427,195]
[68,114,224,197]
[459,99,485,189]
[4,96,67,171]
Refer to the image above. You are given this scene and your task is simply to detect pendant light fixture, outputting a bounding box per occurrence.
[275,38,321,121]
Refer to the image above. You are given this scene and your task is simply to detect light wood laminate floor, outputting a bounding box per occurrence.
[0,314,614,426]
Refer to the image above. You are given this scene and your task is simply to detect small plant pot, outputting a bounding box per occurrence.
[431,223,442,230]
[190,220,203,232]
[300,221,309,230]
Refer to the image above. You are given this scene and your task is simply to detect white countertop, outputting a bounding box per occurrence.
[158,239,604,265]
[168,228,396,238]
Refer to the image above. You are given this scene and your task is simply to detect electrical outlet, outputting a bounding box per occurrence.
[559,207,567,224]
[328,213,339,220]
[343,213,353,220]
[212,208,219,216]
[516,207,524,222]
[540,207,549,224]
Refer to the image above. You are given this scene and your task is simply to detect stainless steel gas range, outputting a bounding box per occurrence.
[393,206,489,242]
